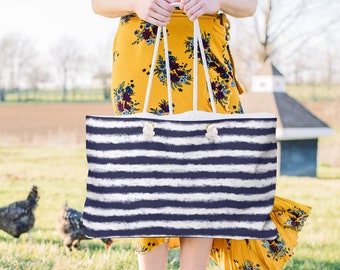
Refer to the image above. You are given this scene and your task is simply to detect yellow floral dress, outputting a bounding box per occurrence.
[111,9,311,270]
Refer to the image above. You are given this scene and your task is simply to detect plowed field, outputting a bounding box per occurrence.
[0,103,113,146]
[0,101,338,166]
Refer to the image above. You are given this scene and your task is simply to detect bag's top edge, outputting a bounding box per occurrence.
[86,111,277,122]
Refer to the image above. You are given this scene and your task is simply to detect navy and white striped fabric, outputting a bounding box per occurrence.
[83,112,278,240]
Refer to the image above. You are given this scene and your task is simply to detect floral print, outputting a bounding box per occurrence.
[136,196,311,270]
[136,240,157,253]
[112,10,242,115]
[184,31,237,109]
[111,10,311,270]
[276,205,310,231]
[154,53,192,92]
[232,101,244,114]
[150,99,173,115]
[262,234,292,261]
[120,14,136,25]
[234,260,261,270]
[132,21,158,45]
[113,80,139,114]
[210,77,231,108]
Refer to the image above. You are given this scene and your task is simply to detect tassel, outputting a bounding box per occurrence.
[143,122,155,141]
[205,124,219,142]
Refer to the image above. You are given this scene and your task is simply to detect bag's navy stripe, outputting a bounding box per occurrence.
[86,141,277,152]
[82,226,278,239]
[87,156,277,166]
[84,197,274,210]
[83,212,270,223]
[86,126,276,137]
[86,183,276,195]
[84,115,277,239]
[88,170,276,180]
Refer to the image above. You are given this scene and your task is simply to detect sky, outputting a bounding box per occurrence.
[1,0,336,56]
[0,0,119,53]
[1,0,339,86]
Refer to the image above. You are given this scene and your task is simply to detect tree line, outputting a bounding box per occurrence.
[231,0,340,89]
[0,0,339,102]
[0,34,111,102]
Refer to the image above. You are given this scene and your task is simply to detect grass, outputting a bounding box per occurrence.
[3,88,109,103]
[3,83,339,104]
[276,177,340,270]
[318,163,340,179]
[0,146,339,269]
[286,84,340,102]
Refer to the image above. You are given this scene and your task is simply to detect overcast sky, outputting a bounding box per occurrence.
[1,0,339,86]
[0,0,119,53]
[2,0,336,53]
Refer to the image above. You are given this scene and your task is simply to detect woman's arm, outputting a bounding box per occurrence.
[91,0,134,18]
[91,0,176,26]
[220,0,258,17]
[179,0,258,21]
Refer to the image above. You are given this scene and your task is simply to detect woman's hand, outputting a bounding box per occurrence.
[132,0,176,26]
[178,0,220,21]
[178,0,257,20]
[91,0,256,24]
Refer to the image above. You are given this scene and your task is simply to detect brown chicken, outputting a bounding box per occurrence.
[0,185,39,240]
[57,203,113,250]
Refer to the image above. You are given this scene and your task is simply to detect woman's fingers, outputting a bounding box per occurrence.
[180,0,220,21]
[133,0,175,26]
[184,2,203,21]
[133,0,220,25]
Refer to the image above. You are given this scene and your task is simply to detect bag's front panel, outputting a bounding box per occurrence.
[83,115,278,239]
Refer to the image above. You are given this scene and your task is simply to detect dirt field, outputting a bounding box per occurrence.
[0,101,339,166]
[302,100,338,128]
[0,103,113,146]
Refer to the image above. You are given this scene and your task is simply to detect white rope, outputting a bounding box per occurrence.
[195,20,216,113]
[162,26,174,115]
[143,17,216,113]
[143,26,162,113]
[193,20,198,111]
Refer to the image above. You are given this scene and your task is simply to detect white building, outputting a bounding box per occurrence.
[241,60,333,176]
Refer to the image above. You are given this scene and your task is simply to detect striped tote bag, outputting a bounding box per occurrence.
[82,20,278,240]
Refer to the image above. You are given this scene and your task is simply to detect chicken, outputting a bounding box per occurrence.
[57,203,113,250]
[0,185,39,240]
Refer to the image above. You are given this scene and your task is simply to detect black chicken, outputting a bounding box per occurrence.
[57,203,113,250]
[0,185,39,240]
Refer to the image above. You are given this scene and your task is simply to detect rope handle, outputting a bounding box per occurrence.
[142,10,216,114]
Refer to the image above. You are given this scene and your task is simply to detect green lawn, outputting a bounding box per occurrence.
[3,88,108,103]
[286,84,340,102]
[0,146,339,269]
[3,83,339,104]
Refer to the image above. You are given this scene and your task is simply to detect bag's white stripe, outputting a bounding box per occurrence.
[86,133,276,145]
[84,205,274,217]
[88,162,276,173]
[83,219,277,232]
[86,190,276,203]
[86,149,277,159]
[86,118,276,131]
[87,177,276,188]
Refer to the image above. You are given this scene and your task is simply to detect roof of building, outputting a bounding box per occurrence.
[240,92,332,139]
[254,60,284,77]
[244,59,333,139]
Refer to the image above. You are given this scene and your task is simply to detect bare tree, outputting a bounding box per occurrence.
[254,0,340,63]
[0,34,40,101]
[52,36,84,102]
[24,61,50,100]
[86,37,113,101]
[231,0,340,86]
[0,34,18,94]
[94,71,111,100]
